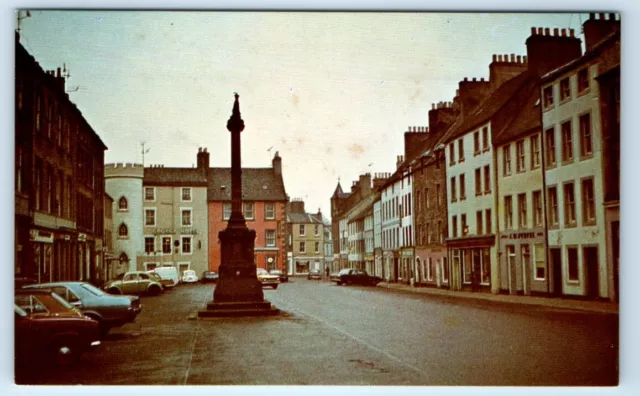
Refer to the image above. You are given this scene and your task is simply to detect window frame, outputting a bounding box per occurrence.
[144,187,156,202]
[475,168,482,196]
[223,202,232,220]
[581,177,597,226]
[518,193,528,229]
[482,127,489,152]
[459,173,466,201]
[530,133,541,169]
[145,208,157,227]
[547,185,559,228]
[181,187,192,202]
[265,230,276,247]
[533,190,543,227]
[118,196,128,212]
[474,131,480,155]
[243,202,255,220]
[264,203,276,220]
[162,236,173,254]
[505,195,513,230]
[181,236,193,255]
[543,85,554,109]
[579,112,593,159]
[516,139,526,173]
[561,120,574,164]
[299,241,306,254]
[144,236,155,254]
[563,181,577,228]
[118,223,129,238]
[458,138,465,163]
[545,127,557,168]
[503,144,512,176]
[559,77,571,102]
[181,208,193,227]
[567,246,580,283]
[577,67,589,93]
[299,224,305,236]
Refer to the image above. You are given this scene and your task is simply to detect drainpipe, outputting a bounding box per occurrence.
[492,134,501,294]
[538,82,551,296]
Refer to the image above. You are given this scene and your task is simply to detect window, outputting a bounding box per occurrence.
[543,86,553,108]
[534,244,545,280]
[162,237,172,254]
[265,203,275,220]
[425,188,430,209]
[482,127,489,151]
[118,223,128,238]
[485,209,492,234]
[474,131,480,155]
[582,178,596,226]
[578,68,589,92]
[463,251,472,284]
[145,209,156,226]
[461,214,468,236]
[416,190,421,213]
[567,247,579,281]
[436,184,441,207]
[449,144,455,165]
[144,187,155,201]
[530,134,541,169]
[299,224,305,236]
[426,223,431,244]
[516,140,526,172]
[315,242,320,253]
[144,237,155,254]
[118,196,128,211]
[533,191,543,227]
[546,128,557,167]
[505,196,513,229]
[503,144,512,176]
[182,237,192,254]
[548,186,559,226]
[564,182,576,227]
[560,78,571,101]
[561,121,573,163]
[475,168,482,196]
[579,113,593,157]
[481,248,491,284]
[476,211,483,235]
[243,202,254,220]
[483,165,491,194]
[458,139,465,162]
[450,177,457,202]
[266,230,276,247]
[428,258,435,281]
[299,241,306,253]
[521,243,531,279]
[181,209,192,226]
[223,203,231,220]
[452,215,458,238]
[459,174,466,200]
[518,193,527,228]
[181,188,192,201]
[314,224,320,236]
[438,220,443,244]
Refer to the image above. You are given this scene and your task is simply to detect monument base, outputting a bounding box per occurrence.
[198,300,281,317]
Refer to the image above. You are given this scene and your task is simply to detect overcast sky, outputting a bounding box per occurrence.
[18,11,588,217]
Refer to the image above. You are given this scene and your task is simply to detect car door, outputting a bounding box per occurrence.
[352,269,366,285]
[121,273,140,294]
[137,273,153,293]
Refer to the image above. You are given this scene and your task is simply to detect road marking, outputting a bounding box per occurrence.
[182,326,199,385]
[282,303,424,376]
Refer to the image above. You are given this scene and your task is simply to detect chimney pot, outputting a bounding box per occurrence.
[553,28,559,36]
[545,27,550,36]
[56,67,61,78]
[517,55,522,63]
[510,53,515,62]
[599,13,606,20]
[497,54,502,62]
[570,28,575,37]
[523,55,528,63]
[531,27,537,35]
[492,54,497,62]
[472,77,476,82]
[609,13,616,21]
[464,77,468,82]
[480,77,484,82]
[589,13,595,20]
[537,27,544,35]
[432,103,435,110]
[561,28,566,37]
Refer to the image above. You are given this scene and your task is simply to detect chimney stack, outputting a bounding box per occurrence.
[526,26,582,77]
[583,12,620,51]
[272,151,282,175]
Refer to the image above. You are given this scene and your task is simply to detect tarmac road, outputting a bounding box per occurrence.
[15,278,618,386]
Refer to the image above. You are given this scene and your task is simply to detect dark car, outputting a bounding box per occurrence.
[269,269,289,283]
[201,271,219,283]
[330,268,382,286]
[307,270,322,280]
[15,289,101,367]
[24,282,142,338]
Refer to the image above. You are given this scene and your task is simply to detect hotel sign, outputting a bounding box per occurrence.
[153,228,198,235]
[501,232,543,240]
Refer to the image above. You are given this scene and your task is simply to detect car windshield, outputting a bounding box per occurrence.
[270,270,282,274]
[16,293,74,314]
[339,269,351,275]
[183,270,196,276]
[80,283,107,296]
[256,268,268,275]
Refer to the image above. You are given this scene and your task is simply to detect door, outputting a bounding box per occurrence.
[472,249,481,291]
[393,258,399,282]
[521,244,531,295]
[584,246,599,299]
[506,245,516,294]
[550,248,562,296]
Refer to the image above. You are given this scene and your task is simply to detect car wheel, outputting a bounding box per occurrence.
[336,281,342,286]
[272,284,278,289]
[106,287,121,295]
[148,285,162,296]
[85,314,108,339]
[51,337,80,366]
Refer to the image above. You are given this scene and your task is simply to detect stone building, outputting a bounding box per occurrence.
[539,14,620,300]
[286,200,324,274]
[16,32,107,285]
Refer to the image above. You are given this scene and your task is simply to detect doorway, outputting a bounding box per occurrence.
[550,248,562,296]
[584,246,600,299]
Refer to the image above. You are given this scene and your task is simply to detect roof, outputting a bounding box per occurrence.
[207,168,287,202]
[442,71,531,144]
[287,212,323,224]
[332,182,344,198]
[493,78,541,145]
[144,167,208,187]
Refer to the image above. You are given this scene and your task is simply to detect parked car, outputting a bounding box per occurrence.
[307,270,322,280]
[181,269,199,284]
[256,268,280,289]
[24,281,142,338]
[330,268,383,286]
[269,269,288,283]
[102,271,164,296]
[15,289,101,367]
[148,266,180,288]
[146,270,174,289]
[201,271,219,283]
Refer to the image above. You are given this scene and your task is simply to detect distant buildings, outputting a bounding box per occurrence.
[286,200,324,275]
[329,13,620,302]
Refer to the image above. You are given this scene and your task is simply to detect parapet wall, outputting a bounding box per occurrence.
[104,162,145,179]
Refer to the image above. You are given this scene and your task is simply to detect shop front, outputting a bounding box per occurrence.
[447,235,496,293]
[398,248,414,285]
[498,229,546,296]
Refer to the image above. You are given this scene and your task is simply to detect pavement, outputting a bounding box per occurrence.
[376,281,619,315]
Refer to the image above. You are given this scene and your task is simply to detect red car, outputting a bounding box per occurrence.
[15,289,101,368]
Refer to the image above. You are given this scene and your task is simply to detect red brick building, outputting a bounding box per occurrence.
[207,152,288,273]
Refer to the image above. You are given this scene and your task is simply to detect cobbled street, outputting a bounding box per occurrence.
[17,279,618,386]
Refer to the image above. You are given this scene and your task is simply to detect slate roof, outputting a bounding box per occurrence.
[493,79,541,145]
[143,167,208,187]
[287,212,323,224]
[207,168,287,202]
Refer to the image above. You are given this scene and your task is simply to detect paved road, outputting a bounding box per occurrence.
[16,278,617,386]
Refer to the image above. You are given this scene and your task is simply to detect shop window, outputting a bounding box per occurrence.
[567,247,579,281]
[481,248,491,285]
[534,244,545,280]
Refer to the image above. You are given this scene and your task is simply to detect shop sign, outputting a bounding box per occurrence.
[78,233,87,242]
[30,229,53,243]
[504,232,537,240]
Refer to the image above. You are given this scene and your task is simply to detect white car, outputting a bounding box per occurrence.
[181,270,199,284]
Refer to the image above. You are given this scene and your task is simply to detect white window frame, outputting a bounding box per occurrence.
[533,243,546,281]
[243,202,255,220]
[161,235,173,254]
[299,224,306,236]
[441,257,449,283]
[265,230,276,247]
[223,202,231,220]
[181,187,192,202]
[181,208,193,227]
[265,203,276,220]
[181,236,193,255]
[145,207,157,227]
[315,225,320,236]
[299,241,306,254]
[144,235,156,255]
[315,241,320,254]
[144,187,155,202]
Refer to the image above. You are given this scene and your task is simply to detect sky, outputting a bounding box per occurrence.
[17,11,590,217]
